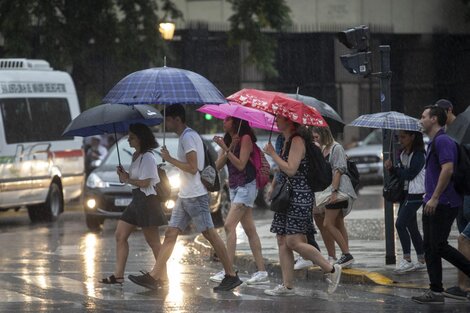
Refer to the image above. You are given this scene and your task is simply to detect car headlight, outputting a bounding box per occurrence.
[86,173,109,188]
[168,173,180,189]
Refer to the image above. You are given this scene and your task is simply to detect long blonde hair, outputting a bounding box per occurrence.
[312,126,335,148]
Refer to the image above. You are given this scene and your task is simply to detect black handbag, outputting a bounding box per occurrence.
[270,179,292,213]
[383,173,405,203]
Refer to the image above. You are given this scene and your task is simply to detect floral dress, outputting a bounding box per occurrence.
[270,150,314,235]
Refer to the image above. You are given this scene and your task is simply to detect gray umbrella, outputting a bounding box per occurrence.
[286,93,344,130]
[447,106,470,144]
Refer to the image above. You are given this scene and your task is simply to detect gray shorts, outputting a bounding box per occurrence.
[168,194,214,232]
[229,179,257,208]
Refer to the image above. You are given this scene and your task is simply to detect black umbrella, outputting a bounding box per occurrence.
[63,103,163,165]
[286,93,344,131]
[447,106,470,144]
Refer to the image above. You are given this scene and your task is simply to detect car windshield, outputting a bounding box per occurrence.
[103,136,179,166]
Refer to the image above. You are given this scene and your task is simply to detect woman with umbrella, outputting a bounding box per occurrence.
[384,130,426,273]
[211,117,269,285]
[263,116,342,296]
[100,123,168,285]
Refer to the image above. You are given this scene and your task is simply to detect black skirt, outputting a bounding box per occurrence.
[120,189,168,227]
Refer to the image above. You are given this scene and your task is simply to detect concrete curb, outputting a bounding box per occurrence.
[193,234,425,289]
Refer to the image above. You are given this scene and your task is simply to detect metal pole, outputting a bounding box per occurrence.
[379,45,396,265]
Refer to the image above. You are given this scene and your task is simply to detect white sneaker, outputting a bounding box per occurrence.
[328,256,337,265]
[394,259,414,273]
[413,261,427,271]
[294,256,314,270]
[246,271,269,285]
[209,270,225,283]
[264,284,295,296]
[327,264,342,294]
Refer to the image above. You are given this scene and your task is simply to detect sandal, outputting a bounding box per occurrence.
[100,274,124,285]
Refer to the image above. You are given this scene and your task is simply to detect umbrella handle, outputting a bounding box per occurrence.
[268,114,276,142]
[162,105,166,163]
[113,123,122,167]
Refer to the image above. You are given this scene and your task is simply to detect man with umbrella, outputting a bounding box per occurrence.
[128,104,243,292]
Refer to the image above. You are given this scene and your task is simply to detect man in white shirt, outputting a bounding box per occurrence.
[128,104,242,292]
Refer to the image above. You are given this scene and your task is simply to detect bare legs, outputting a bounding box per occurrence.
[224,204,266,271]
[457,235,470,291]
[113,220,135,278]
[113,221,164,279]
[322,209,350,255]
[148,226,237,280]
[277,234,333,288]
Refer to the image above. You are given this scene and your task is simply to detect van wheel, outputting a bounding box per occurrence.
[28,183,63,222]
[86,214,104,231]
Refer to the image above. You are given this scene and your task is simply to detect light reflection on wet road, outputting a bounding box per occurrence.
[0,191,467,312]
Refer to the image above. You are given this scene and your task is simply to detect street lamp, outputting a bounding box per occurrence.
[159,21,175,40]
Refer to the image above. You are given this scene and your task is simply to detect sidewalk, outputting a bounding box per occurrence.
[194,208,461,289]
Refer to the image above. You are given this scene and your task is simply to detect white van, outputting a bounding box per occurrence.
[0,59,84,222]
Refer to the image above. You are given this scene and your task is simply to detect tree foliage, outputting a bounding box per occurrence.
[0,0,182,108]
[228,0,291,77]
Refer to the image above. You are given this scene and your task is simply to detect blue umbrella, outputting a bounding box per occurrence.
[349,111,420,131]
[63,103,163,165]
[103,66,226,105]
[103,66,227,145]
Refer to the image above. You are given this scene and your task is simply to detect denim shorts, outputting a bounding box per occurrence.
[168,194,214,233]
[229,179,257,208]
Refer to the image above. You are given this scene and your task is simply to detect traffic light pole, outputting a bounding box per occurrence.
[377,45,396,265]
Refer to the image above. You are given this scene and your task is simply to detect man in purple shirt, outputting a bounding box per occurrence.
[411,105,470,304]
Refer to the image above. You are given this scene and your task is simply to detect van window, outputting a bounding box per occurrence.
[0,97,72,143]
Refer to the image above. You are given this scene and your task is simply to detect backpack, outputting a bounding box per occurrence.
[431,134,470,196]
[331,144,360,192]
[144,152,171,202]
[288,134,332,192]
[200,140,221,192]
[250,143,271,189]
[155,164,171,202]
[346,157,360,191]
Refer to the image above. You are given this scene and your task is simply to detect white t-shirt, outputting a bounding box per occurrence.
[177,128,207,198]
[128,152,160,196]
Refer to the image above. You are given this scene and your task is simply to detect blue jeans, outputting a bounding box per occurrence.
[396,194,424,257]
[423,204,470,292]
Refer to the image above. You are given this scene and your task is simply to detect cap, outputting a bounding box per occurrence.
[435,99,453,110]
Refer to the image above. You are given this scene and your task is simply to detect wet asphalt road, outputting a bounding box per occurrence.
[0,186,468,312]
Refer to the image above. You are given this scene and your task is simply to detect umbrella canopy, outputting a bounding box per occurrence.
[197,102,279,132]
[227,89,327,127]
[286,93,344,126]
[62,103,163,137]
[349,111,420,131]
[102,66,227,105]
[63,103,163,166]
[447,106,470,144]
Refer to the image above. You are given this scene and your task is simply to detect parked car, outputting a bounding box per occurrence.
[83,134,230,231]
[346,129,384,184]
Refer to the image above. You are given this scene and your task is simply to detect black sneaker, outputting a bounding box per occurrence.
[335,253,354,268]
[411,289,444,304]
[213,273,243,292]
[443,286,468,301]
[128,273,162,290]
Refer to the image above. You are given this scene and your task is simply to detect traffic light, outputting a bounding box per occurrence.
[204,113,213,120]
[337,25,372,76]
